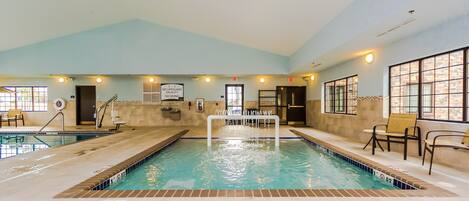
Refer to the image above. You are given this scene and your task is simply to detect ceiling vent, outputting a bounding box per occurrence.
[376,17,416,38]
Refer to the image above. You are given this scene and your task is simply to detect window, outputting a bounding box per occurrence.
[0,86,48,112]
[225,84,244,115]
[389,48,467,122]
[324,75,358,115]
[142,81,160,104]
[390,61,419,114]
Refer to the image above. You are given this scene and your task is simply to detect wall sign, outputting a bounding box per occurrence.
[161,83,184,101]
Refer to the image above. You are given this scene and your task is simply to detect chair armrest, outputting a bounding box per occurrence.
[405,126,421,136]
[425,130,466,140]
[372,123,387,133]
[432,134,468,146]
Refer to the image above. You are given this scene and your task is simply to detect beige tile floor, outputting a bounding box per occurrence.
[0,125,467,201]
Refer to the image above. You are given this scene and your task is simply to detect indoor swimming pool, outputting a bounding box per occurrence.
[0,133,108,159]
[107,139,398,190]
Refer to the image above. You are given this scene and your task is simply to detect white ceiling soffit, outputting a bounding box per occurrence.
[289,0,469,73]
[0,0,352,56]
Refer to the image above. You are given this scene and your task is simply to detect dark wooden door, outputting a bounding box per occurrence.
[286,86,306,124]
[76,86,96,125]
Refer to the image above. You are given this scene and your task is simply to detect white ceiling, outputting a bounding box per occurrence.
[0,0,352,56]
[289,0,469,73]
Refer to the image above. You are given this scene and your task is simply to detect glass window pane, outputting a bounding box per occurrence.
[450,65,464,79]
[400,63,410,75]
[435,81,449,94]
[435,108,448,120]
[450,51,464,66]
[435,68,448,81]
[423,58,434,71]
[435,54,449,68]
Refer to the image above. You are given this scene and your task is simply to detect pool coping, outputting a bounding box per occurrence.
[54,129,456,198]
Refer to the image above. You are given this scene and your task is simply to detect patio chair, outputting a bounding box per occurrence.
[1,109,25,127]
[422,129,469,175]
[363,113,421,160]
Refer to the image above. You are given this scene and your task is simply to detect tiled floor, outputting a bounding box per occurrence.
[0,125,468,201]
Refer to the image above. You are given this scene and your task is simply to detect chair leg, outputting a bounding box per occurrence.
[363,137,372,150]
[376,139,384,151]
[422,145,427,166]
[387,136,391,152]
[429,146,435,175]
[372,133,376,155]
[403,135,408,160]
[22,119,25,126]
[417,132,422,156]
[7,119,10,126]
[15,119,17,127]
[418,138,422,156]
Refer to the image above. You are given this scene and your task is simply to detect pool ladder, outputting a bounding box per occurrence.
[36,110,65,134]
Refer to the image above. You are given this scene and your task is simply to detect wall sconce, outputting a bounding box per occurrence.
[365,53,374,64]
[205,77,211,82]
[96,77,103,83]
[259,77,265,83]
[57,77,66,83]
[148,77,155,83]
[302,74,316,81]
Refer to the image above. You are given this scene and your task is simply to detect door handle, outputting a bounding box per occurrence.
[288,104,305,109]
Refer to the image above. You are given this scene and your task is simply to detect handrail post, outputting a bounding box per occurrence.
[37,111,64,134]
[95,94,118,129]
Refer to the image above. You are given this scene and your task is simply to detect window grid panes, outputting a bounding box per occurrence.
[142,81,161,104]
[0,86,48,112]
[390,61,419,115]
[226,85,243,115]
[0,87,16,112]
[390,48,467,122]
[324,75,358,115]
[33,87,48,111]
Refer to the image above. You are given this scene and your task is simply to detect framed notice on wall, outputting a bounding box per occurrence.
[161,83,184,101]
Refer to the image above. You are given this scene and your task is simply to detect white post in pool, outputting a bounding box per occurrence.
[207,115,280,147]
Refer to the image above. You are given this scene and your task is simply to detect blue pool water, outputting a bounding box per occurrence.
[0,134,102,159]
[109,139,397,190]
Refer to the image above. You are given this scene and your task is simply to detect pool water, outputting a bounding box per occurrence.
[0,134,99,159]
[109,139,397,190]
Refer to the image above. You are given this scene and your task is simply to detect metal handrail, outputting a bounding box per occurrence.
[96,94,118,129]
[37,110,64,134]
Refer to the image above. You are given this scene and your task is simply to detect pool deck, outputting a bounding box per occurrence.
[0,125,468,200]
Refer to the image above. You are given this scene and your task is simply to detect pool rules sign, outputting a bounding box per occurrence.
[161,83,184,101]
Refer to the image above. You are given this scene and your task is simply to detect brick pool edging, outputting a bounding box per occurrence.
[54,129,456,198]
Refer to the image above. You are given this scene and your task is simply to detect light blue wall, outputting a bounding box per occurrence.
[307,13,469,100]
[0,20,288,76]
[0,75,305,102]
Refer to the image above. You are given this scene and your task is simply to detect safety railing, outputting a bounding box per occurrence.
[96,94,118,129]
[37,110,64,134]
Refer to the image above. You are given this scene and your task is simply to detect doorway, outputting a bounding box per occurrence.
[225,84,244,115]
[276,86,306,125]
[76,86,96,125]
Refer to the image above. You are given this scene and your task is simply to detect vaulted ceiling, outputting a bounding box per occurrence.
[1,0,469,75]
[0,0,352,56]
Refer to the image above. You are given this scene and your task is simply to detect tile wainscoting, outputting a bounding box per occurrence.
[306,96,469,172]
[17,100,262,128]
